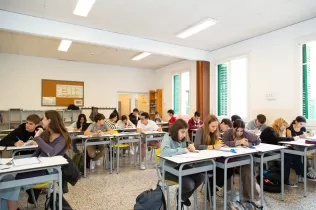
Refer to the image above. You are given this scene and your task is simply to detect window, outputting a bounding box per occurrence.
[173,72,190,115]
[302,42,316,120]
[217,57,248,118]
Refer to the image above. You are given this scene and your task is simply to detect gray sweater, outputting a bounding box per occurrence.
[246,119,267,131]
[222,128,260,147]
[33,132,66,157]
[194,128,208,150]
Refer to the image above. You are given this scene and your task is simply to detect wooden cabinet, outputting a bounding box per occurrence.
[149,89,163,119]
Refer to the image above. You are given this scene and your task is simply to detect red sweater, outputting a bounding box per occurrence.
[168,116,177,125]
[188,117,204,136]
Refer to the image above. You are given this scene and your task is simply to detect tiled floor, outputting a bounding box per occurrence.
[17,157,316,210]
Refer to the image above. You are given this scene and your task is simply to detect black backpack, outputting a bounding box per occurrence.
[67,104,79,110]
[256,169,281,193]
[134,182,167,210]
[45,193,73,210]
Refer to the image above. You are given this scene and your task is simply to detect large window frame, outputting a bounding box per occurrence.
[172,71,190,116]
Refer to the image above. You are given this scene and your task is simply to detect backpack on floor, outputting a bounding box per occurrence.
[243,201,263,210]
[44,193,73,210]
[134,181,167,210]
[256,169,281,193]
[72,152,90,174]
[227,201,246,210]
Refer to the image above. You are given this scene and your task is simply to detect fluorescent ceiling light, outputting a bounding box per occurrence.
[73,0,96,17]
[132,52,151,61]
[176,18,217,39]
[58,40,72,52]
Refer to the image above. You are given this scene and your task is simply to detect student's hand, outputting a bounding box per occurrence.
[188,144,195,152]
[14,140,24,147]
[29,140,38,146]
[157,127,162,132]
[214,143,225,150]
[97,130,103,136]
[254,130,261,134]
[300,133,307,138]
[184,148,190,153]
[79,126,82,131]
[294,136,300,141]
[240,138,249,146]
[137,128,143,133]
[35,128,44,137]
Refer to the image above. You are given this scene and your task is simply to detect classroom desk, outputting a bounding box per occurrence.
[0,129,13,134]
[279,139,316,198]
[141,131,165,169]
[116,128,137,133]
[111,133,141,173]
[0,156,68,210]
[252,143,286,206]
[78,134,113,178]
[215,148,259,210]
[160,151,218,210]
[0,145,38,158]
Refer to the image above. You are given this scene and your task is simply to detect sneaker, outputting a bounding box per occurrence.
[307,168,316,180]
[298,175,304,183]
[140,162,146,170]
[96,159,101,167]
[90,159,95,171]
[285,182,298,187]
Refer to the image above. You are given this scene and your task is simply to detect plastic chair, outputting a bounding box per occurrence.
[112,143,130,167]
[29,181,53,207]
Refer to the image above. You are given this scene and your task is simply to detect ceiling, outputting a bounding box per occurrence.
[1,0,316,51]
[0,30,182,69]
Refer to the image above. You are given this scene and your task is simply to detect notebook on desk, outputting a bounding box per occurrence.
[13,157,41,166]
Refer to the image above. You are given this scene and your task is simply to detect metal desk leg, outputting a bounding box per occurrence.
[211,159,216,210]
[53,180,57,210]
[58,167,63,209]
[117,139,120,174]
[178,164,184,210]
[204,171,208,209]
[145,137,148,169]
[260,153,264,206]
[224,158,230,210]
[304,147,307,197]
[250,154,254,201]
[84,140,87,177]
[110,141,113,174]
[281,150,284,200]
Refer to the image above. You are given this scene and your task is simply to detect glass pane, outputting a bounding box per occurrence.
[181,72,190,115]
[230,58,248,118]
[173,75,180,114]
[218,64,228,116]
[118,94,131,117]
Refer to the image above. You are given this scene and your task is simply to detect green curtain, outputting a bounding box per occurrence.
[218,64,228,116]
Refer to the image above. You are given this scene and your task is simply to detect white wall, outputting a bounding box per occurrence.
[0,54,156,110]
[208,17,316,127]
[155,60,196,121]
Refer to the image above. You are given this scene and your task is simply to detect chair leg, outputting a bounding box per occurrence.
[193,190,198,209]
[30,189,38,208]
[200,182,204,193]
[166,185,170,209]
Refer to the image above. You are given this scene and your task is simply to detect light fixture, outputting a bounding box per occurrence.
[58,40,72,52]
[176,18,217,39]
[73,0,96,17]
[131,52,151,61]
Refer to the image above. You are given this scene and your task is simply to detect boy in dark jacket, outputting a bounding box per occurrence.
[129,108,140,126]
[0,114,41,146]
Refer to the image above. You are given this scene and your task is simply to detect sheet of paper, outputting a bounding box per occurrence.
[180,152,200,158]
[13,157,41,166]
[0,158,12,165]
[0,165,11,170]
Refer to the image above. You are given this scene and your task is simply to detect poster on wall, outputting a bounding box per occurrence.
[74,99,83,106]
[56,85,83,98]
[42,97,56,106]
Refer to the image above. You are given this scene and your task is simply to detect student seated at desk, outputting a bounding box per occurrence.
[260,118,303,187]
[222,119,261,201]
[129,108,140,127]
[0,110,71,210]
[151,111,162,123]
[116,115,135,129]
[69,114,90,153]
[246,114,267,134]
[167,109,177,125]
[188,111,203,140]
[286,116,316,180]
[220,118,232,136]
[160,119,204,208]
[231,115,241,123]
[105,112,118,129]
[84,113,113,171]
[0,114,41,147]
[194,115,234,198]
[137,112,161,170]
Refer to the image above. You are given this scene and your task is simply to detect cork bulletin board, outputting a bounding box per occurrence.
[42,79,84,106]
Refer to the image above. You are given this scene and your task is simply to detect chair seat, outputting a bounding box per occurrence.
[32,181,53,189]
[165,179,178,185]
[113,144,129,148]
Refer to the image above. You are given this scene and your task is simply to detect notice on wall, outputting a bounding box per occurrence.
[74,99,83,106]
[42,97,56,106]
[56,85,83,98]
